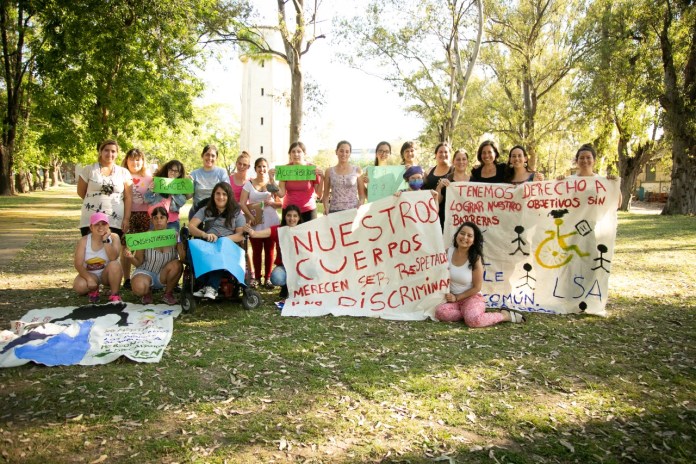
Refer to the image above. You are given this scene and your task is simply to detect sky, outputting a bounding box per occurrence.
[196,1,425,156]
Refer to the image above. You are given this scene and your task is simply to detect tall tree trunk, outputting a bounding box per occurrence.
[1,3,32,196]
[0,145,11,195]
[288,56,303,144]
[659,0,696,215]
[617,138,655,211]
[50,157,60,186]
[14,170,29,193]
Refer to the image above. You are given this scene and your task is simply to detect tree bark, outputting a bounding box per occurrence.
[50,157,60,186]
[659,1,696,215]
[617,138,655,211]
[288,56,303,144]
[0,4,32,196]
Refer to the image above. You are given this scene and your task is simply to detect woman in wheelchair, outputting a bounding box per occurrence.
[187,182,246,299]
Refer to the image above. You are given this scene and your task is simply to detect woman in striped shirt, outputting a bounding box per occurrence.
[125,207,184,305]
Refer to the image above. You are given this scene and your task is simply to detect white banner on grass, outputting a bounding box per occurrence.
[443,178,620,316]
[0,303,180,367]
[278,191,449,320]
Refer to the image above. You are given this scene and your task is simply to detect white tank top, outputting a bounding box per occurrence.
[84,233,110,276]
[447,246,477,295]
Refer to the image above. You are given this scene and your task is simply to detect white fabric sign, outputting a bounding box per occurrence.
[279,191,449,320]
[0,303,180,367]
[443,179,620,316]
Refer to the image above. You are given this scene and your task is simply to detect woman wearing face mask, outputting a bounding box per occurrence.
[470,140,507,183]
[394,165,439,201]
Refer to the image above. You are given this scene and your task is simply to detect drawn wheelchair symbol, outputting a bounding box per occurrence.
[534,210,591,269]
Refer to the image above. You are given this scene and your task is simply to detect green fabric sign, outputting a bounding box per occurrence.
[367,166,406,202]
[275,165,317,181]
[125,229,177,251]
[152,177,194,194]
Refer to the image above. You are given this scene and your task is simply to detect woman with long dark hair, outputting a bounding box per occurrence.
[435,221,525,326]
[187,182,246,299]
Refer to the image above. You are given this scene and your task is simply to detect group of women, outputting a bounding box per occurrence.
[73,138,616,328]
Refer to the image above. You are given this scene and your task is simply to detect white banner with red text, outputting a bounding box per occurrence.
[443,178,620,316]
[278,191,449,320]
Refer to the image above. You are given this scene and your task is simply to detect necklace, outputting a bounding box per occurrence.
[99,163,114,177]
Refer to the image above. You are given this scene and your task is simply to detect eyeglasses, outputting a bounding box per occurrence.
[168,168,180,173]
[377,150,390,155]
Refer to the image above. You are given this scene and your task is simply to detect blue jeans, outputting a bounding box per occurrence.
[198,270,225,290]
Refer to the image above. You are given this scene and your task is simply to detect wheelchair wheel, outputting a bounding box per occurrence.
[181,288,196,313]
[242,289,262,310]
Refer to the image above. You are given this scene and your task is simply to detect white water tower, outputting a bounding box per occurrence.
[239,28,291,168]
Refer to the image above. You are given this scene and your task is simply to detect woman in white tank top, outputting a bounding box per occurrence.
[435,222,526,326]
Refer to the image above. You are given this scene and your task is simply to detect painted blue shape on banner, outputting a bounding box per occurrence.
[187,238,246,285]
[15,321,93,366]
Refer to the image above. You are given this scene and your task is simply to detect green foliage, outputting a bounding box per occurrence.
[35,1,209,152]
[137,103,240,172]
[336,0,483,143]
[479,0,593,169]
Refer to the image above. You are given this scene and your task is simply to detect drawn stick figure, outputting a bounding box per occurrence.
[510,225,529,256]
[516,263,536,290]
[591,244,611,272]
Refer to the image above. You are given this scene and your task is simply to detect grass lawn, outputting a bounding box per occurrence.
[0,187,694,463]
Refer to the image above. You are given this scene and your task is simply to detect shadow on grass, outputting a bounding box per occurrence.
[1,201,695,462]
[1,298,694,462]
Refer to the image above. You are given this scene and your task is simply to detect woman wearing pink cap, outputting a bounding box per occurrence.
[72,212,123,303]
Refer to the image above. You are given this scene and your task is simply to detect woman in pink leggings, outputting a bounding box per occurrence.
[435,221,526,327]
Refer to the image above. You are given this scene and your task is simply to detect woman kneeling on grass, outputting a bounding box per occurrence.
[73,212,123,303]
[435,221,526,326]
[243,204,302,301]
[124,207,183,305]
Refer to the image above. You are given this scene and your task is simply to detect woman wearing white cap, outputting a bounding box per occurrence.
[72,212,123,303]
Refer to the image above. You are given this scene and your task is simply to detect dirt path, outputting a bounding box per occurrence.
[0,185,81,269]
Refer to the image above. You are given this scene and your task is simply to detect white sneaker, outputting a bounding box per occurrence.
[193,287,206,298]
[203,287,218,300]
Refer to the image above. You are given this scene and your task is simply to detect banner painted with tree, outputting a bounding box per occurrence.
[278,192,449,320]
[443,179,620,316]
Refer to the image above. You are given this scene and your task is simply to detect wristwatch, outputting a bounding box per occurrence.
[102,237,112,244]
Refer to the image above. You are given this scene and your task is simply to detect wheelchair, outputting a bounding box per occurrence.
[179,226,262,313]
